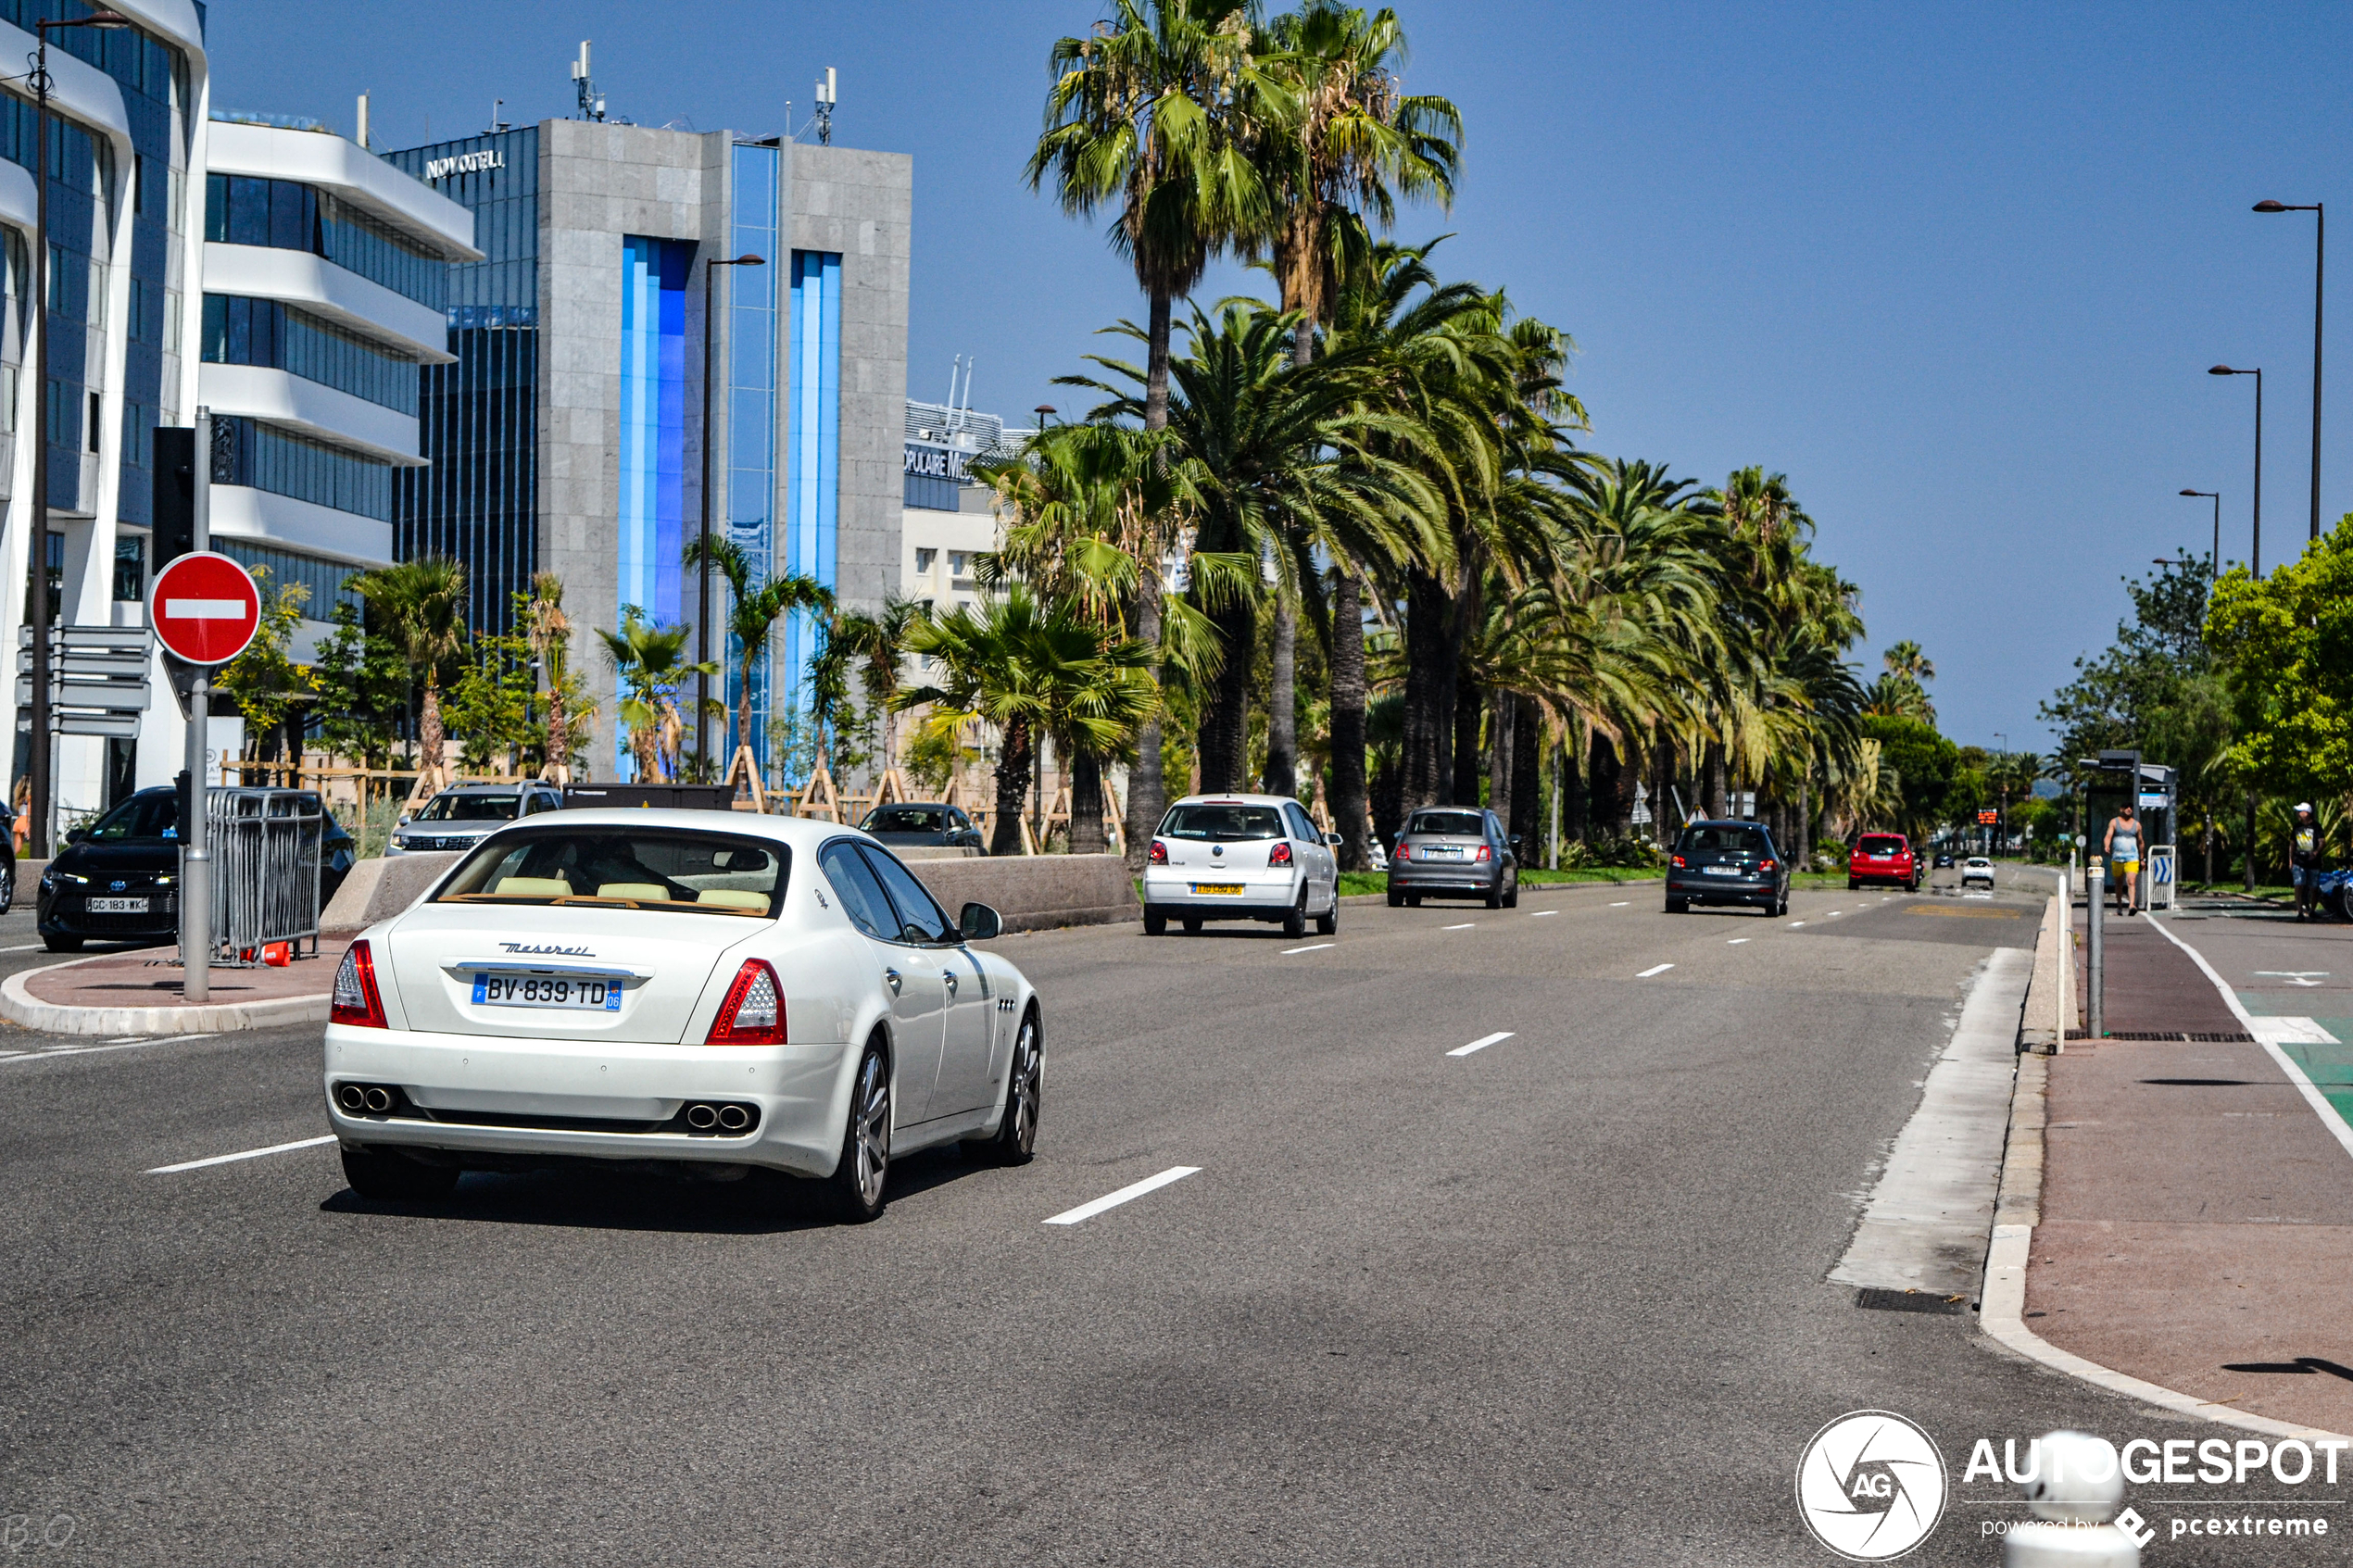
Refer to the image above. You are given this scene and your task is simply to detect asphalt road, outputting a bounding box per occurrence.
[0,878,2317,1564]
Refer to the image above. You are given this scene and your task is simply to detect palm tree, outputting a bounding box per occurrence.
[683,536,834,772]
[1244,2,1460,796]
[353,557,467,779]
[894,585,1158,857]
[523,573,574,777]
[1028,0,1272,861]
[1884,639,1936,684]
[829,596,926,780]
[598,608,717,783]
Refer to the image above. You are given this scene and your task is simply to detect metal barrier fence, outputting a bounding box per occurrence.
[208,787,323,964]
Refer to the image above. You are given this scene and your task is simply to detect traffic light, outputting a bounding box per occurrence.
[152,426,195,568]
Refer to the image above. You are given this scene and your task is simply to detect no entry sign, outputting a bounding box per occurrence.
[152,550,261,666]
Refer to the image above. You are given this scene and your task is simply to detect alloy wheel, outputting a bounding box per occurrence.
[853,1051,890,1206]
[1008,1016,1040,1153]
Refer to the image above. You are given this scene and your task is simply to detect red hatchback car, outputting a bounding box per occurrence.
[1848,833,1919,890]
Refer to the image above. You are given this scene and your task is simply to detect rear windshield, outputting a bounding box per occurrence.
[1858,835,1906,856]
[434,829,788,918]
[415,793,518,822]
[1161,803,1283,841]
[864,806,948,833]
[1679,824,1768,854]
[1407,810,1486,838]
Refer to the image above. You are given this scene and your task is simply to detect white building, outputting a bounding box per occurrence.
[900,396,1030,617]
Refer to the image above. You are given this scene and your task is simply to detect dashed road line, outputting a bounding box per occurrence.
[1608,901,1629,908]
[1637,963,1674,978]
[1042,1166,1201,1225]
[1728,937,1750,945]
[1789,921,1806,927]
[1441,923,1475,931]
[1281,943,1335,955]
[3,1033,220,1064]
[1448,1031,1515,1058]
[147,1134,335,1175]
[1529,909,1559,918]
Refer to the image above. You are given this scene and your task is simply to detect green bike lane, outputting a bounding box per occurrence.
[2170,906,2353,1125]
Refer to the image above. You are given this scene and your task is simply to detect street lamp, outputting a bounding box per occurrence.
[2179,488,2221,577]
[2254,199,2322,545]
[22,8,132,859]
[694,252,765,779]
[2209,365,2262,576]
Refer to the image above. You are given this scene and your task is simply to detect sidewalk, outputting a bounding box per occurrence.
[0,938,349,1035]
[2025,901,2353,1433]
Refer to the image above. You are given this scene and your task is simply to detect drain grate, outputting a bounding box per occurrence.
[1855,1287,1969,1315]
[2062,1030,2253,1043]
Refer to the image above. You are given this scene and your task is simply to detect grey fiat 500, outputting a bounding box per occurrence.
[1386,806,1519,909]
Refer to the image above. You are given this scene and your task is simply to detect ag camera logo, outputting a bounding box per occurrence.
[1796,1411,1948,1560]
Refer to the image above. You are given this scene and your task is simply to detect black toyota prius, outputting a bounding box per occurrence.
[38,786,356,952]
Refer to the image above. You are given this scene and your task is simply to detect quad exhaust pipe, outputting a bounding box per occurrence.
[334,1082,398,1115]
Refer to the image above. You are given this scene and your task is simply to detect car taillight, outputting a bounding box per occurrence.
[707,959,786,1046]
[1475,844,1492,862]
[330,940,387,1028]
[1759,859,1776,871]
[1149,839,1168,865]
[1671,855,1686,868]
[1270,842,1294,866]
[1393,843,1411,861]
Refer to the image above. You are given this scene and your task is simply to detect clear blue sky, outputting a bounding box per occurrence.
[212,2,2353,755]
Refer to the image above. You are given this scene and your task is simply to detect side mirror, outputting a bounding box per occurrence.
[1508,834,1523,849]
[959,901,1002,941]
[64,825,87,845]
[1325,833,1342,847]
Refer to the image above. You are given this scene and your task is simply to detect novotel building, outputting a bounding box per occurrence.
[384,119,912,784]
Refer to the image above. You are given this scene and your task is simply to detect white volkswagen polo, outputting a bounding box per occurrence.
[323,810,1041,1223]
[1140,793,1341,937]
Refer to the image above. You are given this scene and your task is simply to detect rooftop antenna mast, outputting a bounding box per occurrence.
[812,67,836,145]
[572,40,607,122]
[490,98,510,133]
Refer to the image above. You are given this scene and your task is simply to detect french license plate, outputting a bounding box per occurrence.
[86,897,148,912]
[1190,883,1246,897]
[471,972,623,1011]
[1702,865,1743,878]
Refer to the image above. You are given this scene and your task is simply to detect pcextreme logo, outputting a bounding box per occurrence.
[1796,1411,1949,1561]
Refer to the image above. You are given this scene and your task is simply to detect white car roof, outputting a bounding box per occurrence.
[1166,793,1304,809]
[525,809,871,850]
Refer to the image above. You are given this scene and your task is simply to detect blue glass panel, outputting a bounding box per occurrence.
[726,143,780,771]
[615,234,693,779]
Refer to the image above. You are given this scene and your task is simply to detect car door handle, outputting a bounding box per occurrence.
[941,970,958,995]
[885,968,902,996]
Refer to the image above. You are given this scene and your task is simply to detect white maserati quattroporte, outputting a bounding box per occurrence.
[323,810,1041,1223]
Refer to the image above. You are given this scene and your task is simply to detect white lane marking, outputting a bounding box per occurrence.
[1788,921,1806,927]
[0,941,53,952]
[1529,909,1559,918]
[1281,943,1334,955]
[1637,963,1674,978]
[164,596,247,619]
[147,1133,335,1174]
[1609,901,1629,907]
[1828,910,1843,918]
[1441,922,1475,931]
[1042,1165,1200,1225]
[4,1033,220,1064]
[1448,1031,1514,1058]
[1728,938,1750,945]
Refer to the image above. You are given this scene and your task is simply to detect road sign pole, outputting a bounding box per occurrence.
[182,409,211,1003]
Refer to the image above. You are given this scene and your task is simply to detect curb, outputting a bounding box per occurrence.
[0,957,333,1037]
[1975,922,2350,1443]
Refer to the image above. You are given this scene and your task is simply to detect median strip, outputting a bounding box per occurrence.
[1042,1166,1201,1225]
[147,1134,335,1175]
[1637,963,1674,978]
[1448,1031,1514,1058]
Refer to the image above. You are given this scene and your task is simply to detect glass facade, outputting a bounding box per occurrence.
[386,128,538,634]
[203,174,447,310]
[782,250,840,785]
[616,235,690,779]
[214,536,363,618]
[726,143,779,771]
[211,414,394,521]
[200,295,421,414]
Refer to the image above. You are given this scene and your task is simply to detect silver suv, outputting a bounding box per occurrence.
[389,783,565,856]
